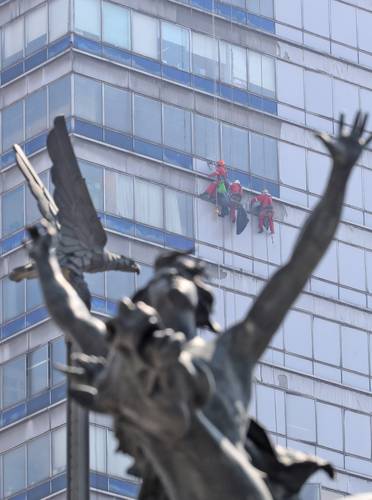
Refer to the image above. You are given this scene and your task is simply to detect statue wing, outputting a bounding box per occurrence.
[10,145,60,282]
[14,144,59,227]
[47,116,107,271]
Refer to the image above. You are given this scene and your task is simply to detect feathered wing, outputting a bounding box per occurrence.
[47,116,139,276]
[10,145,60,282]
[14,144,59,227]
[47,116,108,275]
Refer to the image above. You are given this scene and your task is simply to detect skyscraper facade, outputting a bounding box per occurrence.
[0,0,372,498]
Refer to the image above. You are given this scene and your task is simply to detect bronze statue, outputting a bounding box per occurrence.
[25,113,372,499]
[10,117,140,308]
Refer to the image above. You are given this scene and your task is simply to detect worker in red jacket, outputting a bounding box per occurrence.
[229,180,243,223]
[250,189,274,234]
[204,160,228,200]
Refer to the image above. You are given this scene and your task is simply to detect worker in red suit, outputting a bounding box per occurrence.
[229,180,243,223]
[250,189,274,234]
[204,160,228,200]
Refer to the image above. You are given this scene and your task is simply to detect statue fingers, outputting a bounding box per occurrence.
[338,113,345,137]
[358,113,369,139]
[350,111,362,138]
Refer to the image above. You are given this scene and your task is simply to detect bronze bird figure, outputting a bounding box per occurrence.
[10,116,139,308]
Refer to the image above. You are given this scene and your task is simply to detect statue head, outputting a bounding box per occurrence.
[131,251,220,339]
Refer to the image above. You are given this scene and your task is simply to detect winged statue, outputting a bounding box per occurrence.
[10,116,140,308]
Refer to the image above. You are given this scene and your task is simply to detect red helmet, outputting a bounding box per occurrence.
[217,160,225,166]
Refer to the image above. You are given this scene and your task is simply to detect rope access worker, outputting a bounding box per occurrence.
[204,160,228,200]
[229,180,243,223]
[200,159,229,217]
[250,189,274,234]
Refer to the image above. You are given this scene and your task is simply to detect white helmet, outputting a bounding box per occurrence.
[234,180,241,184]
[262,189,269,194]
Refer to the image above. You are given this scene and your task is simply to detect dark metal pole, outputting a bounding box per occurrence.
[66,340,90,500]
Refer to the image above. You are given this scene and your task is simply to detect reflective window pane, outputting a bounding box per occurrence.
[163,104,192,152]
[194,114,219,161]
[85,272,105,297]
[107,430,133,477]
[316,402,343,451]
[3,356,26,408]
[246,0,260,13]
[260,0,274,17]
[134,95,161,143]
[26,88,47,139]
[75,75,102,124]
[3,446,26,497]
[248,51,262,93]
[135,179,163,228]
[104,85,132,133]
[345,410,371,458]
[102,2,130,49]
[25,5,47,55]
[90,426,106,473]
[132,12,159,59]
[2,17,24,67]
[49,76,71,124]
[219,41,247,88]
[2,101,24,152]
[250,133,278,181]
[51,337,66,386]
[74,0,101,39]
[165,189,193,237]
[248,51,275,97]
[79,161,104,211]
[221,123,249,171]
[49,0,69,42]
[52,426,67,475]
[3,278,25,322]
[247,0,274,17]
[256,385,277,432]
[261,55,276,97]
[313,318,340,366]
[161,22,190,71]
[341,326,369,374]
[192,32,218,79]
[105,171,134,219]
[27,434,50,485]
[286,394,316,442]
[284,310,312,357]
[28,345,49,396]
[107,271,135,301]
[2,186,24,236]
[26,278,43,310]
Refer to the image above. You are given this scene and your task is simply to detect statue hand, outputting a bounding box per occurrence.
[316,112,372,170]
[27,220,56,262]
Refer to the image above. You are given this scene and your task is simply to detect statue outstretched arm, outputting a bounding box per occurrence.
[27,224,108,357]
[231,113,372,364]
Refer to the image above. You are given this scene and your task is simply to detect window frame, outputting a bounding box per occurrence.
[27,433,51,487]
[27,345,49,397]
[161,21,191,72]
[3,444,27,497]
[131,11,160,60]
[1,184,25,237]
[2,355,27,409]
